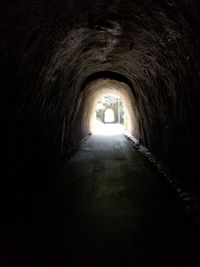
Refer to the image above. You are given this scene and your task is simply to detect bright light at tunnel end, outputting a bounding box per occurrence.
[84,78,136,137]
[92,121,125,136]
[91,93,128,136]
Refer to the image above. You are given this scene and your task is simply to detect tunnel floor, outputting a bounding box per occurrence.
[3,134,199,267]
[54,134,199,267]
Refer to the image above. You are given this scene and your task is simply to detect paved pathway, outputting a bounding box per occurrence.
[56,134,198,267]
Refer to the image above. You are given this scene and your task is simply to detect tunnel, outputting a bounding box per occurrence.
[79,76,138,136]
[0,0,200,266]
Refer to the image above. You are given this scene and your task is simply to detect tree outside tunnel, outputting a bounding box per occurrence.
[96,95,124,124]
[94,94,126,135]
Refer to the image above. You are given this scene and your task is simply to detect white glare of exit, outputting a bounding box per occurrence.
[92,94,127,136]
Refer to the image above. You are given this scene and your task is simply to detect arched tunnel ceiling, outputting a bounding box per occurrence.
[0,0,200,192]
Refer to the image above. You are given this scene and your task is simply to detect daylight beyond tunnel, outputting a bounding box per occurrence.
[80,78,139,137]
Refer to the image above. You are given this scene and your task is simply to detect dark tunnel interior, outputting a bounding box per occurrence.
[0,0,200,266]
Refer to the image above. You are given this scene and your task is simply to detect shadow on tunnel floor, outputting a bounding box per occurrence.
[0,144,200,267]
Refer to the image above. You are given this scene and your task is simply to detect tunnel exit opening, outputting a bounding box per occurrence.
[80,76,140,140]
[92,94,129,135]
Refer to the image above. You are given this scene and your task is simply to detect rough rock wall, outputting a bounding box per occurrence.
[0,0,200,195]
